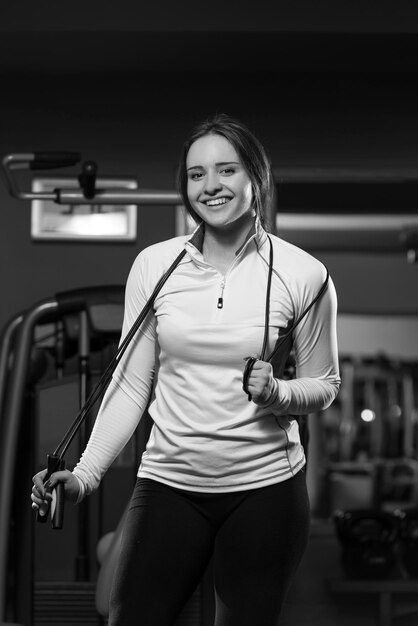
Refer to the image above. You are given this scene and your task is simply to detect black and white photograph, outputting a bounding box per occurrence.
[1,3,418,626]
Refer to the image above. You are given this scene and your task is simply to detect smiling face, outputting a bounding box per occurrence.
[186,133,254,231]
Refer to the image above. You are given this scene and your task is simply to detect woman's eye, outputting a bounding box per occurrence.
[189,171,203,181]
[221,167,235,175]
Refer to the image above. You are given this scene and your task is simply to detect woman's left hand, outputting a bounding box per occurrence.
[244,359,276,405]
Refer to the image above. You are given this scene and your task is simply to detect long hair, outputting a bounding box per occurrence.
[177,114,275,231]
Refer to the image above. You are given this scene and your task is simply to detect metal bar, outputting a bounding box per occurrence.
[0,312,24,418]
[76,311,90,581]
[274,165,418,183]
[0,300,58,624]
[2,154,182,204]
[402,371,415,458]
[56,189,181,205]
[1,153,33,200]
[277,213,418,231]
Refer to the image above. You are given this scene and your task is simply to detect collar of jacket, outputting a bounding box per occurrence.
[185,217,268,260]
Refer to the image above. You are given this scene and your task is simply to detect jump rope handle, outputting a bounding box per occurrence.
[243,357,258,401]
[36,454,66,530]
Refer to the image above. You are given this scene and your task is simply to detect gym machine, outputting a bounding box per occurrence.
[0,287,130,625]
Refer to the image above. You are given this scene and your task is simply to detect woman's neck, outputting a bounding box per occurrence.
[202,213,256,273]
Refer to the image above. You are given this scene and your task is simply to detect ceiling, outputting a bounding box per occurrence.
[1,31,418,74]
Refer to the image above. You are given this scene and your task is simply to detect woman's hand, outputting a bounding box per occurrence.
[244,359,276,405]
[31,468,80,516]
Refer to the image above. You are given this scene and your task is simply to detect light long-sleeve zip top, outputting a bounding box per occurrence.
[73,220,340,497]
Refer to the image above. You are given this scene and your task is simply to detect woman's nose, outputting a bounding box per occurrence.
[204,172,222,195]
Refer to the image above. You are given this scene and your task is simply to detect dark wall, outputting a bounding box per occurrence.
[1,1,417,33]
[1,71,418,332]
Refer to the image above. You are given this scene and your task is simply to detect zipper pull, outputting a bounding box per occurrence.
[217,279,225,309]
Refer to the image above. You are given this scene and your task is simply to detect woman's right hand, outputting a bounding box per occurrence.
[31,468,80,517]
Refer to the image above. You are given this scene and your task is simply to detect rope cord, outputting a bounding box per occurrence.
[242,235,274,400]
[260,236,274,361]
[242,240,330,400]
[266,269,329,363]
[53,248,187,459]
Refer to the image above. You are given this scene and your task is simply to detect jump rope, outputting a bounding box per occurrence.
[38,235,329,529]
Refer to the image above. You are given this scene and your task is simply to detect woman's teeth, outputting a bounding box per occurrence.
[205,198,230,206]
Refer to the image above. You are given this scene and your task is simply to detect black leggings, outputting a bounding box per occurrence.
[109,471,310,626]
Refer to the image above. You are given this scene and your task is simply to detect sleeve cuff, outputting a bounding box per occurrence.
[257,378,280,409]
[72,472,87,504]
[266,378,292,415]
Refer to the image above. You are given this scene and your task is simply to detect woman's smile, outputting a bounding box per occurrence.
[203,197,231,207]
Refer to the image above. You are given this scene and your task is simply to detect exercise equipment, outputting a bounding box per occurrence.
[0,286,128,624]
[2,151,182,206]
[334,509,399,580]
[321,355,418,516]
[0,313,24,418]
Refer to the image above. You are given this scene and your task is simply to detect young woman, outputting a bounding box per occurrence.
[32,114,340,625]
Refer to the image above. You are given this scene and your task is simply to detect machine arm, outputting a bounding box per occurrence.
[2,152,181,205]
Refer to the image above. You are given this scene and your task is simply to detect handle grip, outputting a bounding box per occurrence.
[51,480,65,530]
[78,160,98,200]
[36,454,66,529]
[30,152,81,170]
[242,356,258,402]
